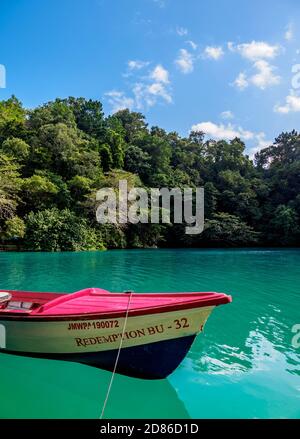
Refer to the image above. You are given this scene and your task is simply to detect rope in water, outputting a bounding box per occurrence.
[100,291,133,419]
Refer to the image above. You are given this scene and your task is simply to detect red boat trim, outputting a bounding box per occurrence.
[0,294,231,322]
[0,290,64,303]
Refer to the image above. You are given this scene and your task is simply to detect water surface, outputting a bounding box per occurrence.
[0,249,299,418]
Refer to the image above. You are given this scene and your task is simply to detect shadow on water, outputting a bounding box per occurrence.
[0,353,189,419]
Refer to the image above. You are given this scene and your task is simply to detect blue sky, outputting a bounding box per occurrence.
[0,0,300,156]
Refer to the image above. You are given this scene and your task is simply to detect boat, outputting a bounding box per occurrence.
[0,288,231,379]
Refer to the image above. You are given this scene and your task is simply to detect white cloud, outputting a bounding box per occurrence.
[150,64,169,84]
[234,72,249,90]
[234,61,280,90]
[227,41,235,52]
[190,121,254,141]
[175,49,194,73]
[186,40,197,50]
[128,60,149,70]
[191,121,271,158]
[133,83,154,109]
[176,27,188,36]
[221,110,234,120]
[131,64,172,109]
[234,41,281,61]
[105,91,134,113]
[230,40,281,90]
[285,23,293,41]
[251,60,280,89]
[133,82,172,109]
[204,46,224,60]
[248,133,272,158]
[236,128,254,140]
[148,82,172,102]
[153,0,166,8]
[274,91,300,114]
[106,59,172,112]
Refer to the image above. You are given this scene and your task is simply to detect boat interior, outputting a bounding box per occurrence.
[0,290,62,314]
[0,288,231,317]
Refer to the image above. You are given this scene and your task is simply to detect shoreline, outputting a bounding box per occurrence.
[1,245,300,253]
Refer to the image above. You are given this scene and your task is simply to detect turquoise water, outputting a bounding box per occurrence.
[0,248,299,419]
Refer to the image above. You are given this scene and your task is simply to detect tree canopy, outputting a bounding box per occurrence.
[0,96,299,250]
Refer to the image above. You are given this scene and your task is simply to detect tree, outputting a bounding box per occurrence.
[111,109,148,143]
[0,153,21,220]
[134,132,172,185]
[3,216,26,240]
[32,123,101,179]
[61,97,104,138]
[28,99,76,130]
[255,130,300,168]
[204,182,219,218]
[1,137,30,161]
[105,128,125,168]
[22,173,59,210]
[124,145,151,180]
[268,205,300,245]
[98,143,113,172]
[68,175,93,201]
[201,213,259,246]
[0,96,27,143]
[25,208,105,251]
[0,95,299,250]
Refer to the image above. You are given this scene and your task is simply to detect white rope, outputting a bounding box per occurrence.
[100,292,133,419]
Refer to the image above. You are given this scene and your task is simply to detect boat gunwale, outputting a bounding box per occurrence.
[0,298,230,321]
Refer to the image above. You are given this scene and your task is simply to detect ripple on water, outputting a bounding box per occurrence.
[0,248,300,418]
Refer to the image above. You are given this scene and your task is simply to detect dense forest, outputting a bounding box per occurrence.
[0,96,299,251]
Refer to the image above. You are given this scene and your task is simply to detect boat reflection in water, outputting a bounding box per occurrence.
[0,352,189,418]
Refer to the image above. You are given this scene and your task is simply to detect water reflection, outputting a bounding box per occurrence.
[187,305,300,377]
[1,249,300,418]
[0,353,189,419]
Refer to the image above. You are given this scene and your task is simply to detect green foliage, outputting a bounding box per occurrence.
[3,216,26,240]
[25,208,105,251]
[268,205,300,245]
[135,131,172,184]
[0,96,27,143]
[124,145,151,179]
[0,95,298,250]
[105,128,125,168]
[127,223,166,248]
[98,143,113,172]
[68,175,93,201]
[28,99,76,130]
[202,213,259,245]
[0,152,21,220]
[97,169,142,189]
[60,97,104,137]
[111,110,147,143]
[22,173,59,210]
[99,224,127,249]
[1,137,30,161]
